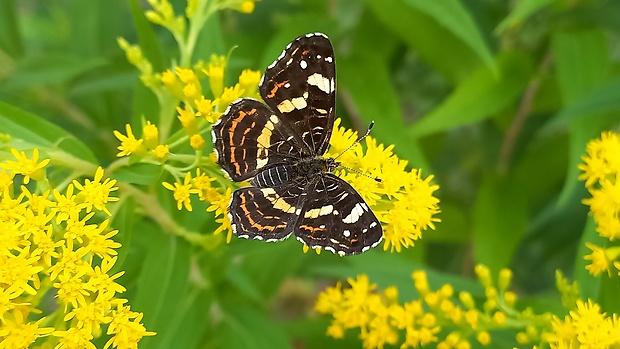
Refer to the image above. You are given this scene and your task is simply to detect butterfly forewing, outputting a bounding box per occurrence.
[295,174,383,255]
[212,98,304,181]
[259,33,336,156]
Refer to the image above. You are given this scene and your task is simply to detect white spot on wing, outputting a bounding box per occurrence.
[343,203,365,224]
[307,73,333,94]
[300,60,308,69]
[343,230,351,237]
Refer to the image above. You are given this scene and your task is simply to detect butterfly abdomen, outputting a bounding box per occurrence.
[251,165,292,187]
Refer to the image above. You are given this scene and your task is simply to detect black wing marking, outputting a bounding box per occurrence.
[259,33,336,156]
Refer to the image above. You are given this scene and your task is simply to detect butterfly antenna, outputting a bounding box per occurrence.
[334,121,382,183]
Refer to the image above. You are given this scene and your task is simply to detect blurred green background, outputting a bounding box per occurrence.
[1,0,620,348]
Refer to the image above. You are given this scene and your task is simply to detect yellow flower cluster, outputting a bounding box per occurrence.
[162,168,233,242]
[315,265,553,349]
[578,130,620,276]
[326,119,441,252]
[113,122,170,160]
[543,299,620,348]
[0,149,154,348]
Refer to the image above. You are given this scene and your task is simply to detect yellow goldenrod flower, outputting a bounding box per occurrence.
[176,67,202,102]
[63,211,96,248]
[579,131,620,188]
[191,168,216,200]
[195,95,220,123]
[190,133,206,150]
[117,38,157,88]
[63,297,112,336]
[0,168,14,193]
[177,104,198,135]
[53,270,90,309]
[218,83,245,111]
[86,220,122,261]
[153,144,170,160]
[238,69,261,97]
[579,131,620,243]
[0,249,44,296]
[161,68,185,100]
[73,167,119,216]
[162,172,199,211]
[544,299,620,348]
[51,184,83,224]
[145,0,184,34]
[113,124,145,157]
[204,55,226,98]
[53,327,96,349]
[583,242,620,276]
[237,0,256,13]
[21,186,53,213]
[186,0,198,17]
[1,148,50,184]
[493,311,507,325]
[208,187,234,241]
[104,304,156,349]
[0,312,54,348]
[183,83,201,102]
[477,331,491,345]
[31,225,63,266]
[86,257,126,298]
[143,121,159,149]
[498,268,513,291]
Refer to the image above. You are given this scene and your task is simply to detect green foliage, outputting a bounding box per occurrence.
[1,0,619,348]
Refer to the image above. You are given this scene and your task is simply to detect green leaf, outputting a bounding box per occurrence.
[339,52,427,166]
[193,14,225,64]
[550,29,612,208]
[111,163,164,185]
[539,78,620,134]
[221,307,292,349]
[155,287,215,349]
[0,55,105,91]
[573,217,604,301]
[409,52,533,137]
[110,195,135,275]
[404,0,497,75]
[495,0,559,34]
[307,251,483,297]
[365,0,487,81]
[0,101,97,163]
[0,0,23,58]
[473,174,528,274]
[232,238,308,299]
[133,226,193,349]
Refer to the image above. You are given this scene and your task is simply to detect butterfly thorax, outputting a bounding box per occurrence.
[296,156,339,178]
[250,157,339,188]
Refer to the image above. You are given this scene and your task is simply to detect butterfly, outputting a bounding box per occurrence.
[211,33,383,255]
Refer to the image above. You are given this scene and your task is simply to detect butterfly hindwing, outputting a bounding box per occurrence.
[212,98,304,181]
[295,174,383,256]
[259,33,336,156]
[229,184,304,241]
